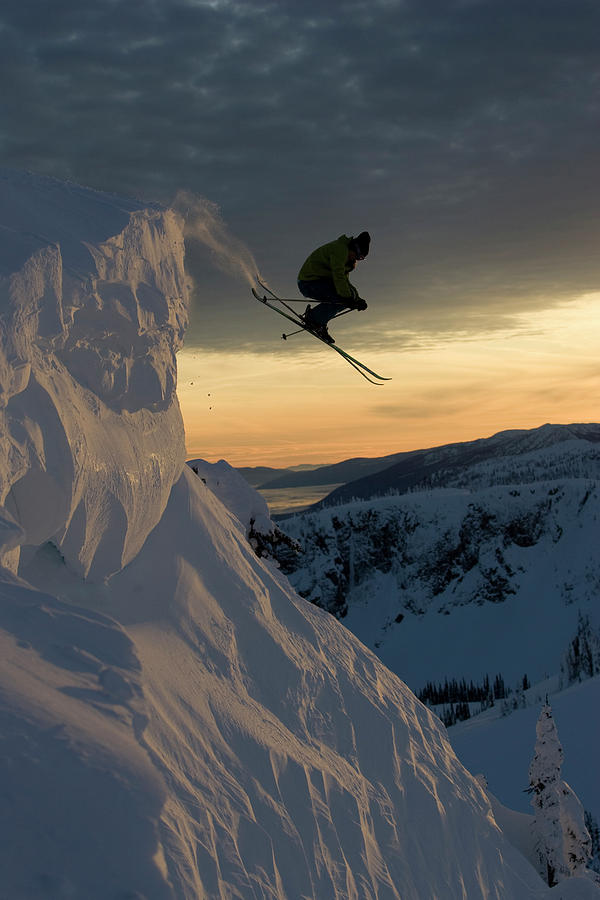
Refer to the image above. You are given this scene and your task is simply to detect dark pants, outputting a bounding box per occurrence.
[297,279,351,326]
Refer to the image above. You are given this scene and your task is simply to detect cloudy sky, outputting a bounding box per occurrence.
[2,0,600,465]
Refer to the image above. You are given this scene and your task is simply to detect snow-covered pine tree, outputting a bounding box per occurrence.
[528,703,592,885]
[585,811,600,876]
[560,780,593,879]
[529,704,566,886]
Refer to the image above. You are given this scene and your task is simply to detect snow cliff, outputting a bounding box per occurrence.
[0,169,187,580]
[0,170,554,898]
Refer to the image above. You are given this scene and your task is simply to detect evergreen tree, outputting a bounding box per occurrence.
[493,673,506,699]
[584,811,600,876]
[560,612,600,686]
[528,704,592,885]
[560,781,593,879]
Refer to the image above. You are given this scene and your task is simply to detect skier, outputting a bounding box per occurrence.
[297,231,370,343]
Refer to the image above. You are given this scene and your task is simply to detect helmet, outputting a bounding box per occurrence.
[352,231,371,259]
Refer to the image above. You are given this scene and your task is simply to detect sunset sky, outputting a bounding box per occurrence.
[178,291,600,465]
[2,0,599,466]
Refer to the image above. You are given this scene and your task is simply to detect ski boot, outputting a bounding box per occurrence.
[303,305,335,344]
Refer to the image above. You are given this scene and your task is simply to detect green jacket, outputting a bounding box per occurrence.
[298,234,355,299]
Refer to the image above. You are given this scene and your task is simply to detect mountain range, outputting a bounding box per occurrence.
[251,449,409,489]
[297,423,600,507]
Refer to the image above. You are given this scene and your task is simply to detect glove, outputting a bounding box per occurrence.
[356,297,368,311]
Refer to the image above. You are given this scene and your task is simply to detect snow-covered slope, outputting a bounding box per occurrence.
[27,465,547,898]
[0,170,563,898]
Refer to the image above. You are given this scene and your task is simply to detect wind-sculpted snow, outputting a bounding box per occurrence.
[0,570,171,899]
[0,170,188,579]
[0,171,552,898]
[43,465,544,899]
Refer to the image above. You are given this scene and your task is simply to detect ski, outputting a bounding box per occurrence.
[252,280,391,384]
[252,289,385,384]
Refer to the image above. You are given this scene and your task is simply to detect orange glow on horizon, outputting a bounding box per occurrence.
[177,292,600,468]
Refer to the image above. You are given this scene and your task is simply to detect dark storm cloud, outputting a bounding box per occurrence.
[2,0,600,349]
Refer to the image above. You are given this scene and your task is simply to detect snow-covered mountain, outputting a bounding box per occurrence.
[1,168,593,898]
[312,423,600,509]
[279,438,600,690]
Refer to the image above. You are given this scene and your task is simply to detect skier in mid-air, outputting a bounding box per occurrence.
[297,231,371,343]
[252,229,388,382]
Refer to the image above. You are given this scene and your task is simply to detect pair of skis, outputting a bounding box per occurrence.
[251,278,390,385]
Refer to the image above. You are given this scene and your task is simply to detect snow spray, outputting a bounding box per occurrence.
[172,191,261,288]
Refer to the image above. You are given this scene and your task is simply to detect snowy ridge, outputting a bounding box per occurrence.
[187,456,275,537]
[411,437,600,492]
[315,423,600,508]
[0,170,569,897]
[186,456,302,564]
